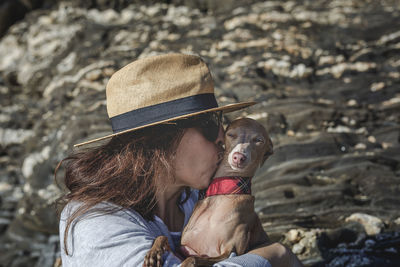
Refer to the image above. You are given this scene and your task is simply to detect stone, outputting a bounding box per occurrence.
[354,143,367,150]
[0,182,13,193]
[316,62,377,78]
[22,146,51,180]
[345,213,384,235]
[292,243,305,254]
[85,69,103,81]
[56,52,77,73]
[347,99,358,107]
[0,128,35,146]
[370,82,385,92]
[258,59,313,78]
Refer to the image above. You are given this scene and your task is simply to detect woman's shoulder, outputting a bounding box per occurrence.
[60,201,150,230]
[59,201,170,251]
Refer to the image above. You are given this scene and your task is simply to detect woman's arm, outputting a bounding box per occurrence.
[214,253,271,267]
[246,216,303,267]
[248,243,304,267]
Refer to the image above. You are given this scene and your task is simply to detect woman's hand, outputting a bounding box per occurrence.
[248,242,304,267]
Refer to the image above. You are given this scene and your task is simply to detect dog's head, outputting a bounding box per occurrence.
[223,118,273,177]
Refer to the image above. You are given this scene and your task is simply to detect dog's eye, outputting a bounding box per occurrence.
[226,132,237,139]
[253,137,264,144]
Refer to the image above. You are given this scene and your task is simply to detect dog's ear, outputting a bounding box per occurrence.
[260,138,273,166]
[261,150,273,166]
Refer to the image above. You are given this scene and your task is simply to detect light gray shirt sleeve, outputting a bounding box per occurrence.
[60,199,271,267]
[60,204,156,266]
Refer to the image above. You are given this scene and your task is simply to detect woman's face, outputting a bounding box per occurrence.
[174,126,225,190]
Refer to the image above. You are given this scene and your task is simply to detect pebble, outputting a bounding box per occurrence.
[381,142,392,149]
[367,136,376,143]
[287,130,295,136]
[370,82,385,92]
[327,125,351,133]
[287,229,302,242]
[354,143,367,150]
[382,95,400,107]
[347,99,358,107]
[85,69,103,81]
[343,77,352,83]
[102,68,115,77]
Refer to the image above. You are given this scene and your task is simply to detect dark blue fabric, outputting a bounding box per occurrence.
[110,93,218,133]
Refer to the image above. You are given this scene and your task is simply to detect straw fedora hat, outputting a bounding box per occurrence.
[74,53,256,147]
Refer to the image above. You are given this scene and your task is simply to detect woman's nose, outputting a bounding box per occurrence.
[214,126,225,149]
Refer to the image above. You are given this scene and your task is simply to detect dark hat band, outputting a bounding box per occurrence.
[110,93,218,133]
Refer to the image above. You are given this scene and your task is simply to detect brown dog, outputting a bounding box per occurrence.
[144,118,273,266]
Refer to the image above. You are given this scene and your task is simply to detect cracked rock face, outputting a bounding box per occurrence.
[0,0,400,266]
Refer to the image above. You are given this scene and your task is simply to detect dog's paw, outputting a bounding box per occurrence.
[143,236,171,267]
[143,249,163,267]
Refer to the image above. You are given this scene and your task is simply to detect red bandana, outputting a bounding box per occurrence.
[200,177,252,199]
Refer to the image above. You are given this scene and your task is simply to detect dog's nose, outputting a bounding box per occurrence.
[232,152,247,164]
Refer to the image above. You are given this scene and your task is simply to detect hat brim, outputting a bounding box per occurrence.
[74,101,257,147]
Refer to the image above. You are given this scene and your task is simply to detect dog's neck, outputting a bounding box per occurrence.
[200,176,252,199]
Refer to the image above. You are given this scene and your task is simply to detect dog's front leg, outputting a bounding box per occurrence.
[249,215,271,250]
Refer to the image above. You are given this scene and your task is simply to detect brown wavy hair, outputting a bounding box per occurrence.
[56,124,187,255]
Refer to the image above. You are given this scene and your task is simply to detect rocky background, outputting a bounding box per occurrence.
[0,0,399,266]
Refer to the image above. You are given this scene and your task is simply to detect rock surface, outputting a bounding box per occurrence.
[345,213,384,236]
[0,0,399,266]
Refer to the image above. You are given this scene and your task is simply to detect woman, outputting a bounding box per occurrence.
[58,53,302,266]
